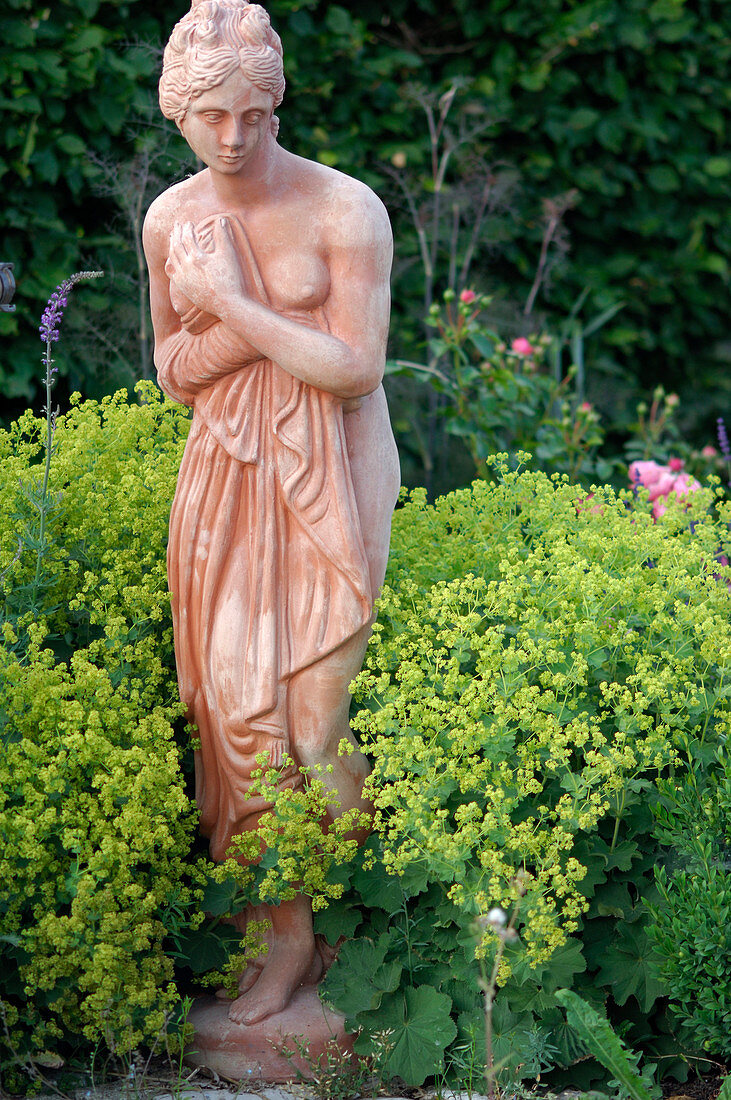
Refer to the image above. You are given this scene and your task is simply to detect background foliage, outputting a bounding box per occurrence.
[2,0,731,483]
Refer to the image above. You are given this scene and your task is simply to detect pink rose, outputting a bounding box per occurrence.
[652,473,701,520]
[647,470,678,501]
[629,460,677,501]
[511,337,535,356]
[702,445,718,458]
[629,460,664,491]
[670,472,701,500]
[631,460,702,520]
[579,401,593,413]
[460,289,477,304]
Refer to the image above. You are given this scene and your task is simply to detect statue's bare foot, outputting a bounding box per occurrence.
[214,961,262,1001]
[227,941,322,1025]
[237,960,264,994]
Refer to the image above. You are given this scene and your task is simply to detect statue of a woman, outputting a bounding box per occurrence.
[143,0,399,1028]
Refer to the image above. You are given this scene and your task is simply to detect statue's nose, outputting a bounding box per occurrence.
[222,116,245,149]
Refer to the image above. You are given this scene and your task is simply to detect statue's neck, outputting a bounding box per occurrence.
[207,139,284,206]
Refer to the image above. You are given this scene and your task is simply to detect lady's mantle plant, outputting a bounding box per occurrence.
[321,459,731,1086]
[0,383,196,1088]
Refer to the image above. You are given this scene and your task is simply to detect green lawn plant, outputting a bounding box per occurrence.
[649,743,731,1058]
[556,988,659,1100]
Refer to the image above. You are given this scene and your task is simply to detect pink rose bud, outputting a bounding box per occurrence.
[665,393,680,407]
[668,457,684,472]
[702,445,718,458]
[460,289,477,304]
[579,401,593,413]
[511,337,535,356]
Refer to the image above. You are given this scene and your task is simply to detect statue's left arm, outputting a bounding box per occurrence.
[165,185,393,401]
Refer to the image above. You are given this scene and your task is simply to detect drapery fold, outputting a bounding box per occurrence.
[160,212,372,860]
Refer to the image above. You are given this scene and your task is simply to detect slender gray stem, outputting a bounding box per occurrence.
[524,214,559,317]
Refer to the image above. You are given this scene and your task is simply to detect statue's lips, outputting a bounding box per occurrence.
[219,154,245,163]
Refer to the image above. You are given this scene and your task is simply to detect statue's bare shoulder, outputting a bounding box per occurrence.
[283,153,392,260]
[143,174,203,259]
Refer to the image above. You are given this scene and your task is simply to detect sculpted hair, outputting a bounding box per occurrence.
[159,0,285,124]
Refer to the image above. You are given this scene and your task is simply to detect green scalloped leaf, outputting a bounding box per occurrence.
[371,985,457,1087]
[320,936,402,1024]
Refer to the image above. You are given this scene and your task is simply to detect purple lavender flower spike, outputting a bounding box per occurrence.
[717,417,731,462]
[39,271,102,345]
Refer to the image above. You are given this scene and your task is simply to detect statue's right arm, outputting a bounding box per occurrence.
[143,197,261,406]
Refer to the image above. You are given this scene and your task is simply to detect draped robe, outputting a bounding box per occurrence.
[158,213,373,861]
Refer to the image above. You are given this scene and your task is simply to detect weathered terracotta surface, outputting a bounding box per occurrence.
[143,0,398,1058]
[184,991,357,1082]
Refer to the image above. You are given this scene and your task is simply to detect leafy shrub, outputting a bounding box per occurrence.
[321,463,731,1087]
[389,289,610,486]
[649,746,731,1057]
[5,0,731,454]
[4,382,731,1090]
[0,385,199,1085]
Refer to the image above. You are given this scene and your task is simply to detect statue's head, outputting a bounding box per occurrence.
[159,0,285,127]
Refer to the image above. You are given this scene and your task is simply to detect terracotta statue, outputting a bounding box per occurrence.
[143,0,399,1033]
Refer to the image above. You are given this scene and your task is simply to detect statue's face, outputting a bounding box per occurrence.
[180,68,275,174]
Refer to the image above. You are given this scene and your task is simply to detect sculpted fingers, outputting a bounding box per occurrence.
[213,216,237,259]
[169,222,198,265]
[180,221,203,258]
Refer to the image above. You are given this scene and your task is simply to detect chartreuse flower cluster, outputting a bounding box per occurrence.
[351,460,731,977]
[0,386,204,1084]
[230,753,372,910]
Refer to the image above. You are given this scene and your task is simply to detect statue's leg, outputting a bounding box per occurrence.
[226,621,374,1025]
[285,620,374,827]
[227,893,320,1025]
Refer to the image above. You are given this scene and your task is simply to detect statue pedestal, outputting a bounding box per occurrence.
[183,990,358,1083]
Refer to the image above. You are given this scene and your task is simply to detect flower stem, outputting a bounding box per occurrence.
[34,338,55,587]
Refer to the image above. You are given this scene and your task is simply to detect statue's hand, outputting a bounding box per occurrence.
[166,217,247,316]
[167,279,218,334]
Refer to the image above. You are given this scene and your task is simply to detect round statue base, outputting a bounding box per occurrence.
[183,990,358,1083]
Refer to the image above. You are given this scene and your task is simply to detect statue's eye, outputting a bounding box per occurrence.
[202,112,223,123]
[245,112,263,125]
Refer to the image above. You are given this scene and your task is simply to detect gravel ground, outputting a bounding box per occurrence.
[34,1071,490,1100]
[36,1084,488,1100]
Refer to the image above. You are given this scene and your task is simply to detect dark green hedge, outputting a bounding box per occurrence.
[2,0,730,456]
